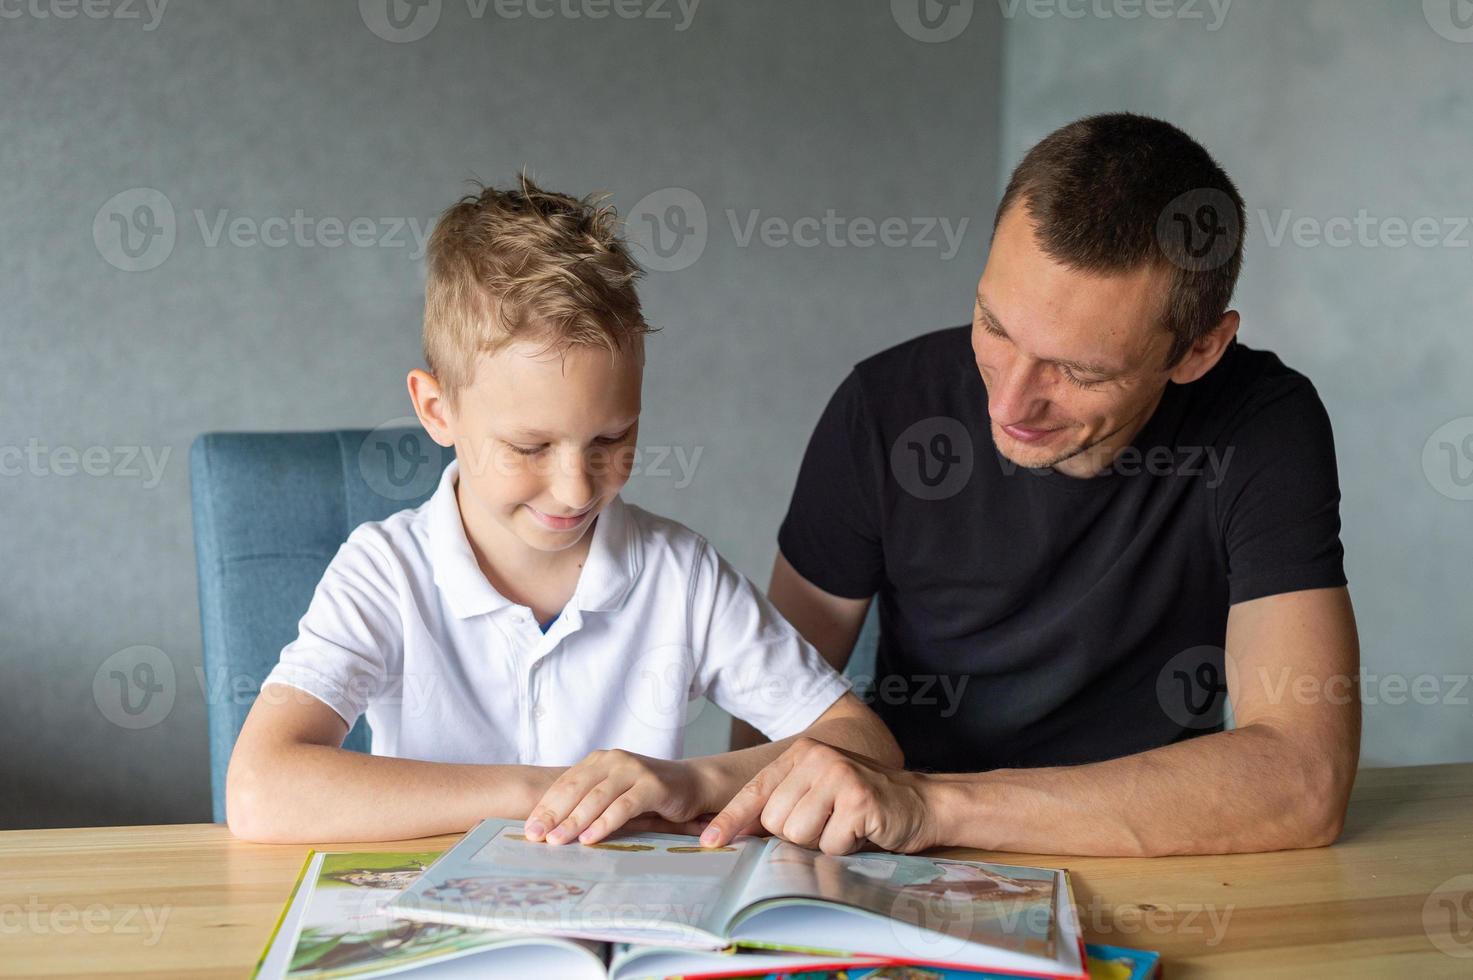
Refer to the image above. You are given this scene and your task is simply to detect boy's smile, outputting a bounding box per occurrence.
[525,501,600,533]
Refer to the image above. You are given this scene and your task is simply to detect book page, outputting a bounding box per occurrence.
[388,819,768,947]
[257,850,606,980]
[606,942,887,980]
[728,842,1060,961]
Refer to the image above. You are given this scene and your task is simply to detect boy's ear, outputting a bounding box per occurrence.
[406,369,456,449]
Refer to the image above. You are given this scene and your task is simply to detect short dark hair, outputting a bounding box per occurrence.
[994,112,1245,368]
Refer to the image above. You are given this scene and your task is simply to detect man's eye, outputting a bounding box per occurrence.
[1059,367,1105,390]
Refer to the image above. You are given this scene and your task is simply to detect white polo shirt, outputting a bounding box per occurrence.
[263,459,850,765]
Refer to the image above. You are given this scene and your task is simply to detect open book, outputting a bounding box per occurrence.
[253,848,875,979]
[379,818,1087,979]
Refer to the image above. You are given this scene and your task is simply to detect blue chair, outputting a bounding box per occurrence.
[189,427,453,822]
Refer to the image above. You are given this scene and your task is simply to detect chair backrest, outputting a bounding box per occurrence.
[850,602,880,679]
[189,427,453,822]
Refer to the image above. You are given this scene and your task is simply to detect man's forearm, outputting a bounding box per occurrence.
[923,722,1355,856]
[228,744,563,843]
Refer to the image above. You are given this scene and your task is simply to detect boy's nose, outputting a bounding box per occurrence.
[549,451,597,512]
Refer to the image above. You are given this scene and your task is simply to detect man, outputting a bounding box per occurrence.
[702,113,1360,857]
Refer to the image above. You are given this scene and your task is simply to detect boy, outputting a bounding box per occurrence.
[226,177,901,845]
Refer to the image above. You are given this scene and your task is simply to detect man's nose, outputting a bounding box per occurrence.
[986,355,1046,425]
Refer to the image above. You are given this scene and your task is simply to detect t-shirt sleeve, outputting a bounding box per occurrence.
[262,528,402,728]
[776,370,886,599]
[687,539,852,741]
[1214,379,1348,604]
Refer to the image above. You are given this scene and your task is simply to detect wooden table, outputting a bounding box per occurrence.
[2,764,1471,978]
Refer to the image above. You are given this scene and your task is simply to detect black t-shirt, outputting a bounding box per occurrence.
[778,326,1347,773]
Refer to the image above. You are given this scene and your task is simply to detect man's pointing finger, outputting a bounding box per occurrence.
[699,751,798,847]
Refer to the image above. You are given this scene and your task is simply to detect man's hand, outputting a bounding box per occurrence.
[699,738,939,855]
[523,749,714,846]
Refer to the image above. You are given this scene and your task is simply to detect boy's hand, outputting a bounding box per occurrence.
[523,749,714,845]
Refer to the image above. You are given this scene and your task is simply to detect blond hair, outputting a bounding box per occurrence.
[423,174,652,403]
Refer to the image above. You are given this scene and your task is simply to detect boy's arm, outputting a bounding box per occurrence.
[730,552,874,751]
[226,682,565,843]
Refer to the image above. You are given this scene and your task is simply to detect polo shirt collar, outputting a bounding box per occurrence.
[427,459,641,620]
[574,490,641,613]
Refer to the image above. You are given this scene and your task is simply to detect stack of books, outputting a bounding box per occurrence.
[253,818,1160,980]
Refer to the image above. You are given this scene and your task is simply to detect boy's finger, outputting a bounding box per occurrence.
[577,789,644,845]
[546,779,628,845]
[700,753,797,848]
[525,765,605,840]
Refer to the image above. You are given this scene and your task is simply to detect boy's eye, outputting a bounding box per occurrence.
[508,443,548,456]
[595,427,635,445]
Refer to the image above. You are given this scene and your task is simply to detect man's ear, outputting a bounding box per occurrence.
[1168,310,1241,385]
[406,369,456,449]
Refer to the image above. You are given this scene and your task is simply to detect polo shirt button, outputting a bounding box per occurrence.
[532,704,546,720]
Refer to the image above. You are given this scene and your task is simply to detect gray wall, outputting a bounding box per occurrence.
[1,1,1002,828]
[999,0,1473,766]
